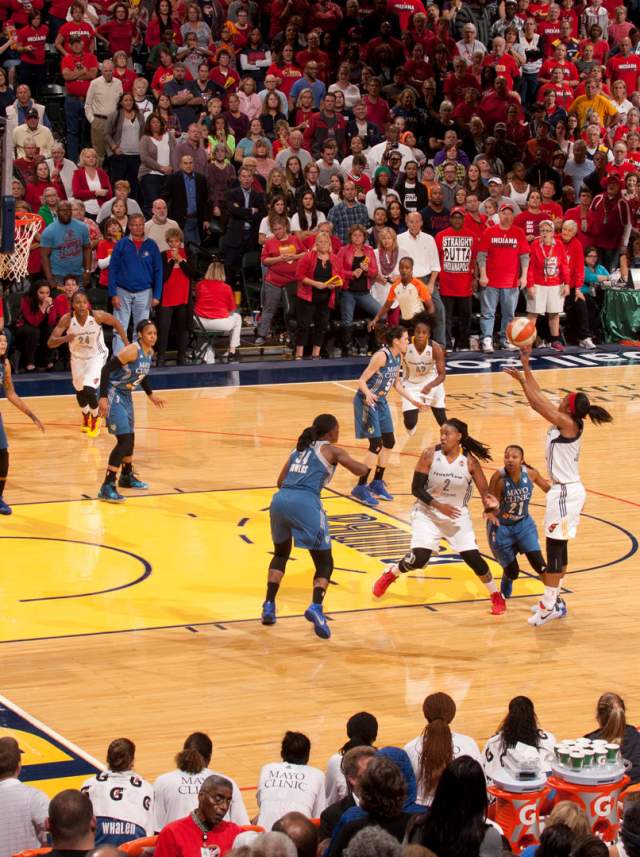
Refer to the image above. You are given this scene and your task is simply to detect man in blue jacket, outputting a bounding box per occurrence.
[108,214,163,354]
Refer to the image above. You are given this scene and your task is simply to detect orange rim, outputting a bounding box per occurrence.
[14,212,43,225]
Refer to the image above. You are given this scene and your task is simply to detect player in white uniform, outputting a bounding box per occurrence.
[401,313,447,434]
[372,418,506,615]
[504,345,613,626]
[48,290,128,438]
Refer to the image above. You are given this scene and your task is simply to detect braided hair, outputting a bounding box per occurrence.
[443,418,492,462]
[296,414,338,451]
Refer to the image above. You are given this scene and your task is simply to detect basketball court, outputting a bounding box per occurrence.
[1,358,640,811]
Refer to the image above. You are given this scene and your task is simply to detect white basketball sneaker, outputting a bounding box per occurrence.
[528,602,563,626]
[482,337,494,353]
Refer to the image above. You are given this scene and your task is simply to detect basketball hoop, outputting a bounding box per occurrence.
[0,212,42,281]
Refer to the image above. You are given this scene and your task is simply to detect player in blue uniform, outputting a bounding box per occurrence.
[97,320,166,503]
[263,413,369,639]
[486,445,550,599]
[0,333,45,515]
[352,325,425,507]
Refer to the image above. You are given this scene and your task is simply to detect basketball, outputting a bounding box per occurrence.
[506,317,537,348]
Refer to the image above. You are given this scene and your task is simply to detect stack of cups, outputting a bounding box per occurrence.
[554,740,620,770]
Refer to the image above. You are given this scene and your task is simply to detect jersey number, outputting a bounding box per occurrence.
[76,334,92,345]
[507,500,524,517]
[442,478,451,492]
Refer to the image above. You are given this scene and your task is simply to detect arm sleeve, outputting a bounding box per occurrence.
[411,470,433,505]
[100,355,122,397]
[140,376,153,396]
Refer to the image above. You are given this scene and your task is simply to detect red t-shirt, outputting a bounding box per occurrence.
[113,66,137,93]
[539,199,563,220]
[479,224,529,288]
[536,82,574,110]
[526,236,571,287]
[97,19,137,55]
[194,279,236,319]
[483,51,519,90]
[262,234,305,286]
[152,65,176,93]
[162,249,190,306]
[97,238,115,287]
[362,95,390,131]
[58,20,95,51]
[539,58,579,83]
[463,212,486,241]
[578,37,609,64]
[387,0,426,29]
[61,51,99,97]
[606,55,640,95]
[17,23,48,64]
[266,62,302,97]
[155,815,242,857]
[514,210,547,241]
[435,227,478,297]
[538,21,563,53]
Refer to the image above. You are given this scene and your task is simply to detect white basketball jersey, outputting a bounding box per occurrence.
[404,342,437,384]
[425,449,473,510]
[69,314,107,361]
[545,425,582,484]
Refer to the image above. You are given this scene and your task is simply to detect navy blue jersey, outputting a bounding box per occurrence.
[110,344,152,393]
[498,465,534,524]
[281,441,336,495]
[364,346,401,399]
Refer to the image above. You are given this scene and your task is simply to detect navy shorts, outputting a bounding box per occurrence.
[270,488,331,551]
[107,391,134,436]
[0,412,7,449]
[487,515,541,568]
[353,393,394,440]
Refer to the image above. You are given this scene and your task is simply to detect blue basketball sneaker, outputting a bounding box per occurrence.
[351,484,379,506]
[500,575,513,598]
[369,479,394,501]
[98,482,125,503]
[0,497,12,515]
[304,603,331,639]
[261,600,276,625]
[118,473,149,489]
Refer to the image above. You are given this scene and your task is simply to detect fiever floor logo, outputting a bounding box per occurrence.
[444,349,640,376]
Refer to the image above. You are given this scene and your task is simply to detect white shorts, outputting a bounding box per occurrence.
[401,379,446,411]
[410,504,478,553]
[526,284,565,315]
[544,482,586,540]
[71,356,104,392]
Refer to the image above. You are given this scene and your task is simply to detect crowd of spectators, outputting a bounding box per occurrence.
[2,0,640,365]
[1,691,640,857]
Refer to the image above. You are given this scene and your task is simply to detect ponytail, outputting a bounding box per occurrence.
[418,719,454,798]
[379,325,406,347]
[445,418,492,462]
[175,748,207,775]
[296,413,338,451]
[107,738,135,772]
[505,444,533,469]
[340,711,378,754]
[596,692,626,743]
[569,392,613,427]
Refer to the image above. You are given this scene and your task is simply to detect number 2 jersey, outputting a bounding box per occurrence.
[81,770,154,845]
[419,447,473,519]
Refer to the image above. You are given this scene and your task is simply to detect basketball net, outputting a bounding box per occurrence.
[0,213,42,281]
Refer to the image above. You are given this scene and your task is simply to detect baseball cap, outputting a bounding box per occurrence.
[494,122,507,131]
[488,176,503,185]
[450,206,466,217]
[499,201,515,211]
[26,108,39,119]
[0,737,23,772]
[603,173,621,188]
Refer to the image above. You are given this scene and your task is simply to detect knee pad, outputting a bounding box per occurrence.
[398,548,432,573]
[108,433,135,468]
[546,538,567,573]
[271,538,292,573]
[526,550,546,575]
[368,437,383,455]
[403,410,418,434]
[381,431,395,450]
[311,549,333,581]
[83,386,98,409]
[460,549,490,577]
[504,559,520,581]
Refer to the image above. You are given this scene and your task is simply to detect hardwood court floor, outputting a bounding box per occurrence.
[1,363,640,809]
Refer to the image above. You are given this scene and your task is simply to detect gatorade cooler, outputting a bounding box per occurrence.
[547,774,630,842]
[488,784,550,853]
